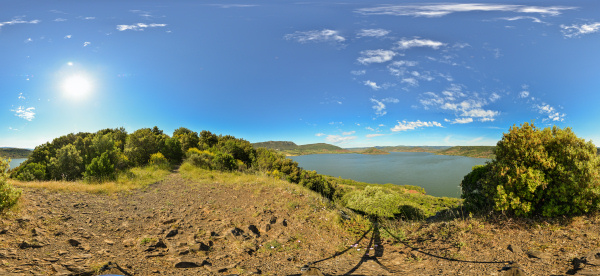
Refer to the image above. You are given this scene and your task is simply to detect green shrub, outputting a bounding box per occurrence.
[149,152,170,170]
[15,162,47,181]
[186,148,214,169]
[84,152,116,181]
[460,164,492,211]
[0,159,21,211]
[464,122,600,217]
[212,152,236,171]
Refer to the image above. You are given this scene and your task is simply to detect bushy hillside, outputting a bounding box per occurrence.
[252,141,350,156]
[0,148,32,159]
[436,146,495,159]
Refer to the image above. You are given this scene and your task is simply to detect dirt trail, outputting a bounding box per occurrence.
[1,171,600,275]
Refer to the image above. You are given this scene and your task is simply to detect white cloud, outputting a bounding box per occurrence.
[351,70,366,76]
[390,60,418,67]
[395,38,445,50]
[366,134,385,138]
[401,78,418,86]
[54,18,67,22]
[12,106,36,121]
[365,127,375,131]
[371,98,387,117]
[18,93,25,99]
[419,85,499,122]
[382,97,399,103]
[326,135,356,144]
[357,49,397,65]
[83,42,91,47]
[315,133,325,137]
[536,103,565,122]
[519,91,530,98]
[64,35,72,39]
[357,29,390,38]
[489,93,501,102]
[364,80,381,90]
[391,120,442,132]
[445,117,474,124]
[284,29,345,44]
[117,23,168,31]
[83,17,95,20]
[355,4,575,18]
[342,131,356,135]
[498,16,543,23]
[0,18,40,30]
[461,109,499,121]
[561,22,600,38]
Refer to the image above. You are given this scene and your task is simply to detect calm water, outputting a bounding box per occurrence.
[8,158,27,170]
[291,152,489,198]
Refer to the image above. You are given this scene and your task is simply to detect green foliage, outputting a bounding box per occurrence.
[84,152,116,181]
[460,164,492,211]
[186,148,214,170]
[149,152,170,170]
[160,137,183,164]
[344,186,425,219]
[211,152,236,171]
[49,144,84,181]
[298,170,335,199]
[15,162,47,181]
[199,130,218,150]
[463,122,600,217]
[173,127,199,154]
[0,158,21,211]
[124,128,162,166]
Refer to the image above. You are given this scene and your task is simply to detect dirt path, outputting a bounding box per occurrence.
[1,170,600,275]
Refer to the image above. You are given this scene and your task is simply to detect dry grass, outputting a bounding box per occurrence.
[9,166,170,194]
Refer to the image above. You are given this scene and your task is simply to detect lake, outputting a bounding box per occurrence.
[8,158,27,170]
[291,152,489,198]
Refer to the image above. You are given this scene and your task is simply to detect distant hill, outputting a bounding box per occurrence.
[436,146,495,159]
[380,146,449,153]
[0,148,32,159]
[360,147,390,155]
[252,141,350,156]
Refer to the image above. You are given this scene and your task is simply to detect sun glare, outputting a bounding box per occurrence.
[62,74,92,99]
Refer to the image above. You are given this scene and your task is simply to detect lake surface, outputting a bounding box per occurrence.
[8,158,27,170]
[291,152,489,198]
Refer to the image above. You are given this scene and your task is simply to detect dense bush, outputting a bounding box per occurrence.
[149,152,170,170]
[15,162,47,181]
[462,122,600,217]
[0,159,21,211]
[48,144,84,181]
[84,152,116,181]
[460,164,492,211]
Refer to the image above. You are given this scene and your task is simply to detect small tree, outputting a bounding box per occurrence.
[84,152,116,181]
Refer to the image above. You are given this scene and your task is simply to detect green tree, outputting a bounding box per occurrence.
[463,122,600,217]
[124,128,161,166]
[173,127,199,153]
[49,144,84,180]
[199,130,218,150]
[15,162,47,181]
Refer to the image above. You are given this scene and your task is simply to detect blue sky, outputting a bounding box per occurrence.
[2,1,600,149]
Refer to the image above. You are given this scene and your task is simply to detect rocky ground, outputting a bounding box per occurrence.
[1,168,600,275]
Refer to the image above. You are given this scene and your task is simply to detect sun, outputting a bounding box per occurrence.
[62,74,93,99]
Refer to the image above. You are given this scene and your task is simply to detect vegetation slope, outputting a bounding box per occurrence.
[0,148,32,159]
[436,146,495,159]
